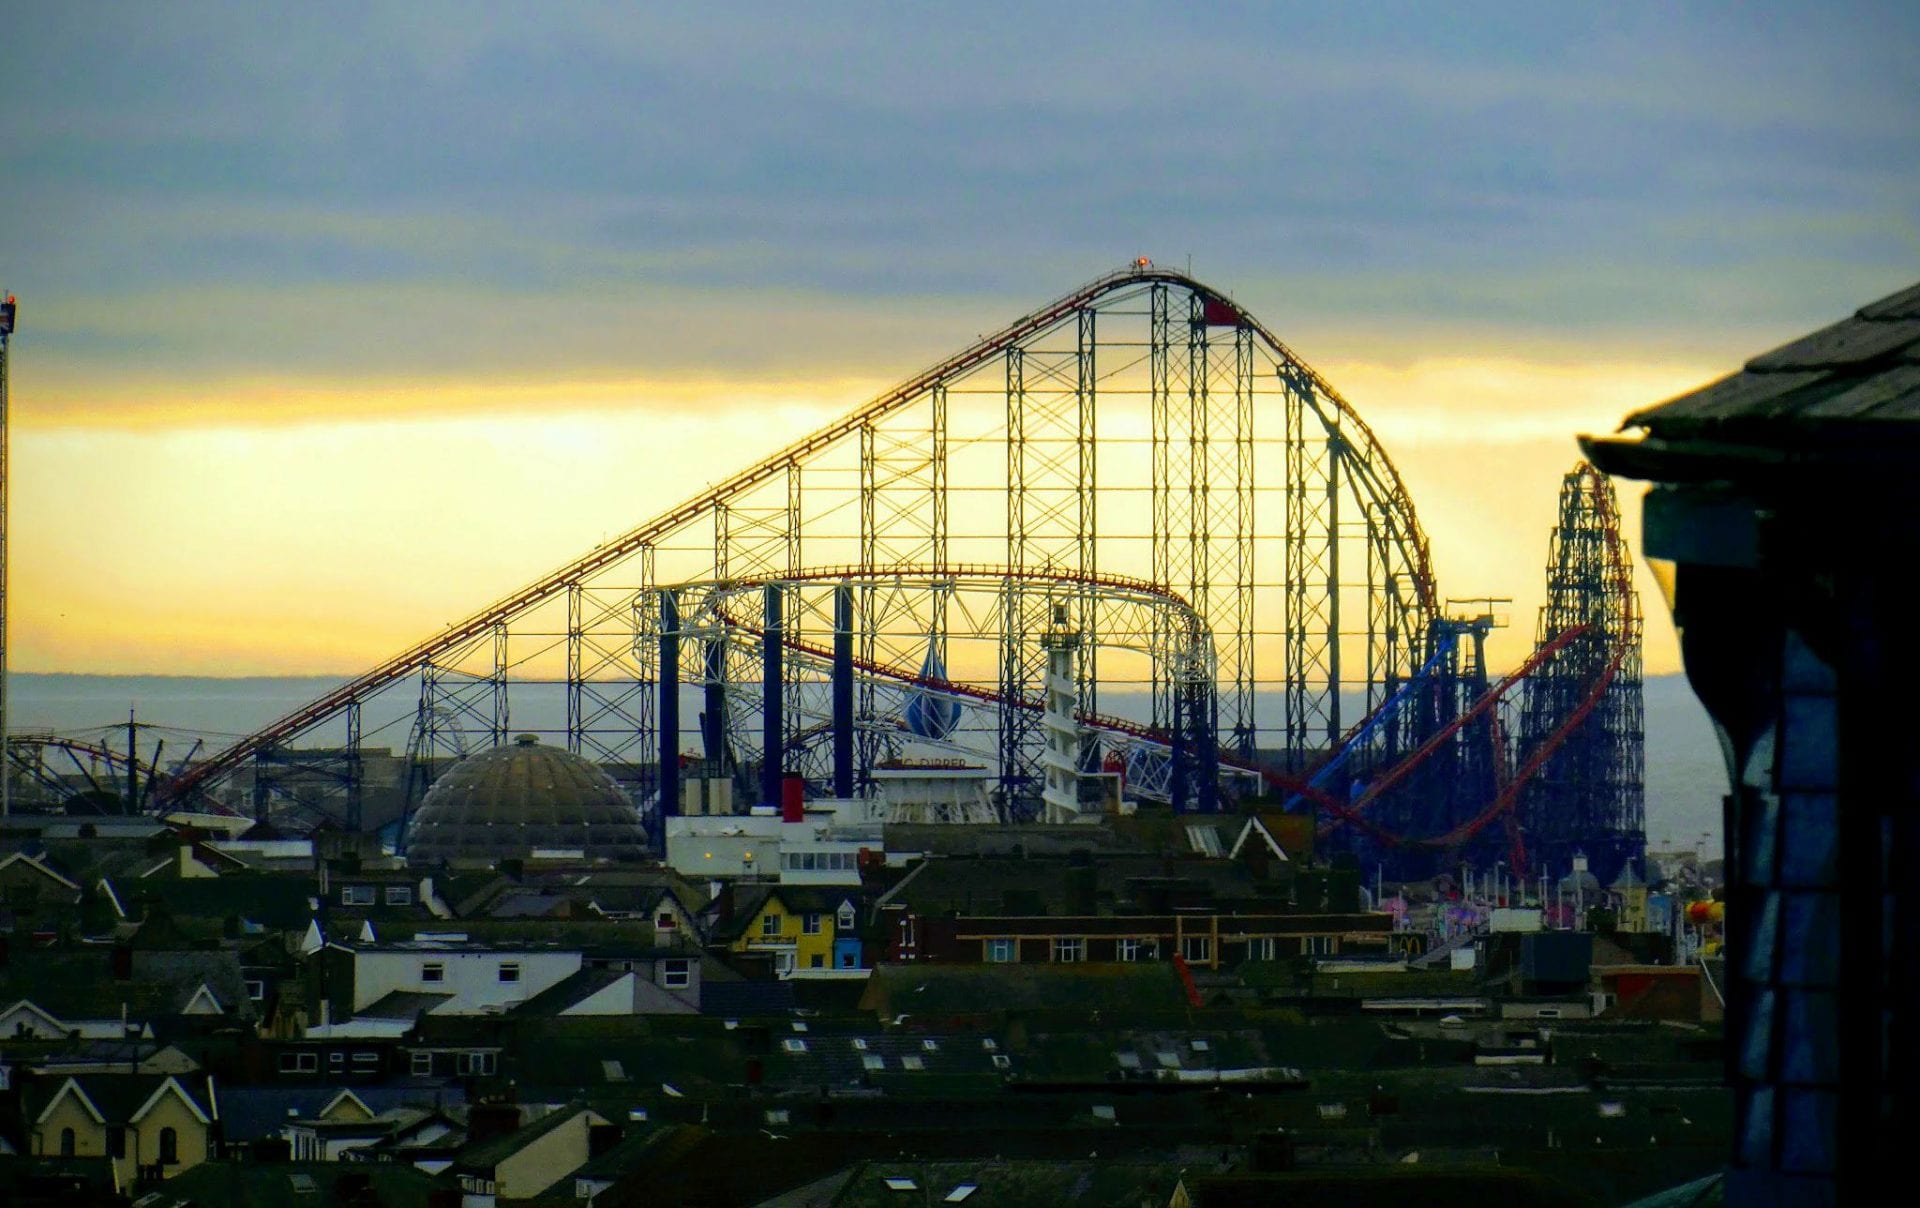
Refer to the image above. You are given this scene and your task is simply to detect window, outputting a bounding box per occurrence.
[108,1127,126,1159]
[841,951,857,968]
[985,938,1016,963]
[421,962,444,983]
[340,885,374,906]
[1305,936,1335,956]
[862,1053,886,1071]
[328,1051,345,1071]
[352,1051,379,1068]
[456,1050,497,1076]
[991,1054,1012,1069]
[1248,937,1276,962]
[783,1038,808,1053]
[411,1051,434,1076]
[1116,938,1142,962]
[655,911,676,930]
[384,885,413,906]
[661,959,692,989]
[981,1038,998,1051]
[245,978,266,1001]
[922,1039,940,1052]
[58,1127,75,1157]
[802,912,823,935]
[901,1055,925,1071]
[279,1051,318,1074]
[810,954,824,968]
[497,962,520,983]
[838,904,857,930]
[761,913,783,937]
[1052,937,1085,963]
[1181,935,1212,962]
[764,1109,790,1125]
[158,1126,178,1164]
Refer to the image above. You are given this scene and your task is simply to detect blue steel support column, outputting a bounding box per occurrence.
[1196,684,1219,813]
[832,584,855,798]
[702,638,726,764]
[1170,686,1188,814]
[762,584,784,808]
[658,590,680,818]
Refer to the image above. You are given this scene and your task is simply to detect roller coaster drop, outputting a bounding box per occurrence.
[142,265,1641,883]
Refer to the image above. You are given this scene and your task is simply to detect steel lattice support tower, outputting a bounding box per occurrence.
[160,266,1441,828]
[1515,463,1645,885]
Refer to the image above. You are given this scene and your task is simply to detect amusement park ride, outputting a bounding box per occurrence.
[5,265,1646,883]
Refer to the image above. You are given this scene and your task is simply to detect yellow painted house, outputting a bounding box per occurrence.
[721,886,858,975]
[452,1104,610,1203]
[31,1073,218,1188]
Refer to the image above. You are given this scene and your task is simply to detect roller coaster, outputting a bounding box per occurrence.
[37,262,1639,882]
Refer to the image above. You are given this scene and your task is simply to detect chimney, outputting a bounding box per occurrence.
[781,775,805,824]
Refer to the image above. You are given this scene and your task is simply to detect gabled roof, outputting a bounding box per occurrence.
[505,967,627,1018]
[0,851,82,891]
[454,1103,604,1172]
[356,989,456,1021]
[33,1073,217,1127]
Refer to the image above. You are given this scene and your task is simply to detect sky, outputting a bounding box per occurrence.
[2,2,1917,677]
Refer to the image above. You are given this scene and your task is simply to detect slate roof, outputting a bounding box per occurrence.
[218,1084,467,1143]
[357,989,457,1020]
[454,1103,599,1172]
[506,967,626,1017]
[25,1072,217,1126]
[859,963,1189,1017]
[1586,279,1920,484]
[114,872,318,932]
[820,1158,1197,1207]
[881,853,1270,918]
[152,1159,452,1208]
[0,948,253,1021]
[699,977,797,1017]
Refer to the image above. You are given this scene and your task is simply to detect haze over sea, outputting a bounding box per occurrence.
[9,671,1726,853]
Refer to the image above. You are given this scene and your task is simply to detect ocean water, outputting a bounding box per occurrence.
[7,670,1728,847]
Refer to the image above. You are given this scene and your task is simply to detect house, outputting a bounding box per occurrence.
[0,947,255,1041]
[313,937,589,1034]
[0,851,84,908]
[874,854,1398,968]
[711,885,861,975]
[1582,276,1920,1196]
[503,959,700,1017]
[215,1081,467,1161]
[26,1072,219,1186]
[281,1089,463,1163]
[448,1104,612,1205]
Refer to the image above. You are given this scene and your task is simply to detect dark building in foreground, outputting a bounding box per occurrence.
[1585,278,1920,1205]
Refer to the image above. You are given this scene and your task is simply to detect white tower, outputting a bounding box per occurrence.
[1039,603,1082,824]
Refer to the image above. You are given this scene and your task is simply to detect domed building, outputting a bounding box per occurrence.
[404,734,649,866]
